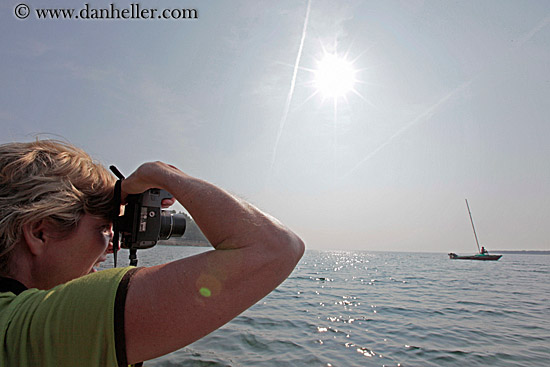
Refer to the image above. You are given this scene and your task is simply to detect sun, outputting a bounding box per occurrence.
[313,53,357,99]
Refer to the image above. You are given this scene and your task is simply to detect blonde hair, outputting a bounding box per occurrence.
[0,139,116,272]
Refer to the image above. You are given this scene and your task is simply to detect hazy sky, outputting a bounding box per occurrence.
[2,0,549,252]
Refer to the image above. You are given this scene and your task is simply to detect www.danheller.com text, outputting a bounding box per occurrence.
[16,3,199,20]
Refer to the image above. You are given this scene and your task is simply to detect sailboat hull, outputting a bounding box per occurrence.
[448,253,502,261]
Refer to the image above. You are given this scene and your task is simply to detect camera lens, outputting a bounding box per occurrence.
[159,211,186,240]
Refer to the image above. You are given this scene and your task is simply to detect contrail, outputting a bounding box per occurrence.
[342,79,473,179]
[342,12,550,179]
[270,0,312,173]
[515,14,550,48]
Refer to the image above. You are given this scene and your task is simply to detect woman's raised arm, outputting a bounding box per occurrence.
[121,162,305,364]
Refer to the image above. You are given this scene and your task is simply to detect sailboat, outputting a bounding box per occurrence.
[448,199,502,261]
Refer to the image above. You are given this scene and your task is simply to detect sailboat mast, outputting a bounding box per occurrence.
[465,199,481,253]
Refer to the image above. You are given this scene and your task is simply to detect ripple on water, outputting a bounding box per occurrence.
[142,249,550,366]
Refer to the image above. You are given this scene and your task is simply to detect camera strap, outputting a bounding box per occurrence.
[109,165,125,268]
[109,167,145,367]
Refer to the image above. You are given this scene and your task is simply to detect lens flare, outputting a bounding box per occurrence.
[199,287,211,297]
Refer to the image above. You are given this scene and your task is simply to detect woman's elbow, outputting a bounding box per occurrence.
[266,226,305,271]
[290,232,305,263]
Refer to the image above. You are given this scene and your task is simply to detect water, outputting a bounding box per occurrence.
[105,247,550,366]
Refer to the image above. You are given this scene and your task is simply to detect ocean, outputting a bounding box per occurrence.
[103,246,550,366]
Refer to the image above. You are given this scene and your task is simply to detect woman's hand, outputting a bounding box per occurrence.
[120,162,183,206]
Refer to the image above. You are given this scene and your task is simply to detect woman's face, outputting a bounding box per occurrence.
[40,213,113,288]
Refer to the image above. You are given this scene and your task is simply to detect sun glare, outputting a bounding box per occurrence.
[314,54,357,99]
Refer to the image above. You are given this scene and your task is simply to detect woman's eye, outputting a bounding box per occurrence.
[100,225,112,235]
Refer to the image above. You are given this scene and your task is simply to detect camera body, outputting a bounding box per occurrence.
[117,188,186,250]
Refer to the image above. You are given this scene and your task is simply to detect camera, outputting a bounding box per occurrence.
[116,188,186,250]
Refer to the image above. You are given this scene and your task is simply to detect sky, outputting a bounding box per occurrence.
[1,0,549,253]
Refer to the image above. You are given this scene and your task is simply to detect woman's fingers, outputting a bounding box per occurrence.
[161,198,176,208]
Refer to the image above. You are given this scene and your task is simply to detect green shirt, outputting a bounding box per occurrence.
[0,267,138,367]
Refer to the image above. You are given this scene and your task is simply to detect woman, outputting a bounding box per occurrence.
[0,139,304,366]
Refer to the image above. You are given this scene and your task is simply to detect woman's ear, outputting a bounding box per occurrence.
[22,220,47,256]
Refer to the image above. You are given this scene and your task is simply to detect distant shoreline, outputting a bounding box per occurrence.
[156,245,550,254]
[492,250,550,255]
[158,239,210,247]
